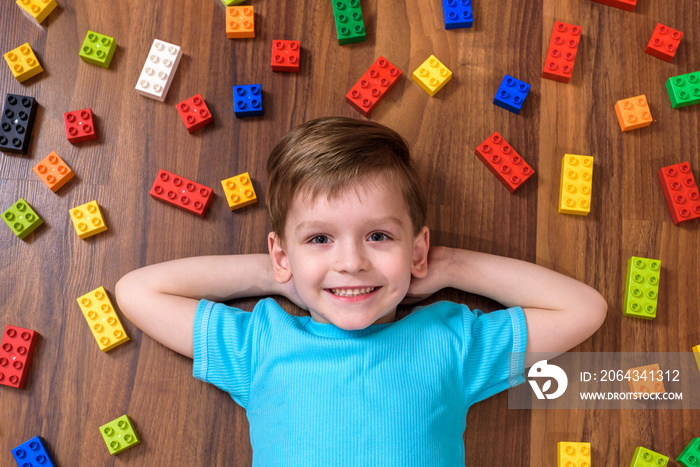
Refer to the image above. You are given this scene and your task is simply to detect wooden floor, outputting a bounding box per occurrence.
[2,0,699,465]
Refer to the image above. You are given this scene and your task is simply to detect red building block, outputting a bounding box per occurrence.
[657,162,700,225]
[345,56,402,117]
[176,94,214,133]
[590,0,636,11]
[474,131,534,193]
[0,325,38,389]
[64,108,98,143]
[645,23,683,62]
[150,169,213,217]
[542,21,582,84]
[271,40,300,72]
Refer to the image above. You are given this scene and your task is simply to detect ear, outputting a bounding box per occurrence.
[410,226,430,279]
[268,232,293,283]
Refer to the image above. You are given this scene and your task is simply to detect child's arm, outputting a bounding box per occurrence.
[115,254,303,358]
[407,247,608,368]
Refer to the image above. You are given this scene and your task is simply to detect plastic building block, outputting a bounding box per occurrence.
[226,6,255,39]
[69,200,107,239]
[0,93,37,155]
[441,0,473,29]
[657,162,700,225]
[99,415,141,455]
[557,442,591,467]
[474,132,534,193]
[221,172,257,210]
[176,94,214,133]
[493,74,531,114]
[63,108,98,143]
[3,43,43,83]
[627,364,665,394]
[11,436,55,466]
[0,325,38,389]
[2,198,43,240]
[135,39,182,102]
[233,84,263,117]
[542,22,582,84]
[79,31,117,68]
[412,55,452,97]
[694,345,700,375]
[614,95,653,132]
[345,56,402,117]
[150,169,213,217]
[331,0,366,45]
[630,446,668,466]
[623,256,660,319]
[558,154,593,215]
[221,0,245,5]
[16,0,57,24]
[76,286,129,352]
[590,0,636,10]
[677,438,700,467]
[33,151,74,192]
[665,71,700,109]
[645,24,683,62]
[271,40,301,72]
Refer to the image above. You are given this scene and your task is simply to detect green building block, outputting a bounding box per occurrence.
[666,70,700,109]
[623,256,660,319]
[677,438,700,467]
[79,31,116,68]
[331,0,366,45]
[630,446,669,466]
[2,198,43,240]
[220,0,246,4]
[99,415,140,455]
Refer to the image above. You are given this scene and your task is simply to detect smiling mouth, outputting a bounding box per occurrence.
[329,287,378,297]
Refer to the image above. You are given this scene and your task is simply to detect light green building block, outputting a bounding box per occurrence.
[79,31,116,68]
[331,0,366,45]
[2,198,43,239]
[677,438,700,467]
[99,415,140,455]
[630,446,668,466]
[666,70,700,109]
[623,256,660,319]
[220,0,246,5]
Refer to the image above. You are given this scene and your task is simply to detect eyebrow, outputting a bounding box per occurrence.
[294,216,405,235]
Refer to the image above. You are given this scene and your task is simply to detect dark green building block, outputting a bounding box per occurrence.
[666,70,700,109]
[2,198,43,240]
[79,31,117,68]
[677,438,700,467]
[100,414,140,455]
[331,0,366,45]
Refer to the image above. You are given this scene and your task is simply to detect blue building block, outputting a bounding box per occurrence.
[442,0,473,29]
[493,74,531,114]
[12,436,56,467]
[233,85,263,118]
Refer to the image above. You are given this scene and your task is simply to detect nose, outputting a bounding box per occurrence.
[334,240,370,274]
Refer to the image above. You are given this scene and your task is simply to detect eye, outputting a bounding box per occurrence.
[309,235,330,244]
[369,232,389,242]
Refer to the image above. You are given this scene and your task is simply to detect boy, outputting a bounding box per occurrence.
[115,117,607,466]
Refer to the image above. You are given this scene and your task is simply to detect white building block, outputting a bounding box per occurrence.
[135,39,183,102]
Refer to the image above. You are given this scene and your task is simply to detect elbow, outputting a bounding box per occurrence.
[114,272,137,321]
[588,289,608,335]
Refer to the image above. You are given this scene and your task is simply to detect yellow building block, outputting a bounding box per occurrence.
[557,441,591,467]
[614,95,653,132]
[627,363,665,394]
[693,345,700,374]
[76,286,129,352]
[4,43,43,83]
[412,55,452,97]
[16,0,57,24]
[221,172,257,210]
[70,200,107,239]
[559,154,593,215]
[226,6,255,38]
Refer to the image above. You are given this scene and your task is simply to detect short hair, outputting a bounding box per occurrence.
[266,117,427,240]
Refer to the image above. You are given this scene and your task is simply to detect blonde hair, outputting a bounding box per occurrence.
[266,117,427,239]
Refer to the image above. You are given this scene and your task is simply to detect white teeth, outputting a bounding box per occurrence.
[330,287,376,297]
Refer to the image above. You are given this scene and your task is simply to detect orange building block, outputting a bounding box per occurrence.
[614,95,653,132]
[32,151,74,192]
[226,6,254,38]
[627,363,665,394]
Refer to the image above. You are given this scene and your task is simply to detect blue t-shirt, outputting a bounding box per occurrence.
[193,298,527,466]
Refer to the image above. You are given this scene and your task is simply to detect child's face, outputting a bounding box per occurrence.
[269,172,429,330]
